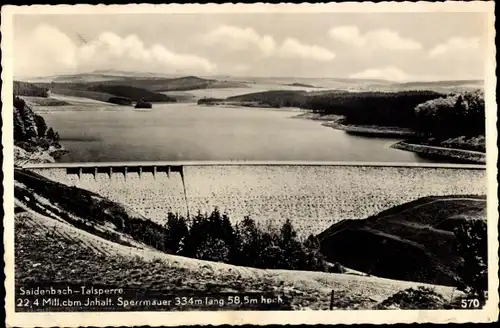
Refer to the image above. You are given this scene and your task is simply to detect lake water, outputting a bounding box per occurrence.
[41,102,437,163]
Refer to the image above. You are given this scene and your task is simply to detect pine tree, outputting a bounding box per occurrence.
[454,220,488,302]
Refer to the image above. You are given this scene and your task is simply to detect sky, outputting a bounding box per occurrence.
[12,12,489,81]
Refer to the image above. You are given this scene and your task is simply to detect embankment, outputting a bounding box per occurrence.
[27,163,486,236]
[322,121,417,138]
[391,142,486,164]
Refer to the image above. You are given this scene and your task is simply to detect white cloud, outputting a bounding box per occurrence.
[204,25,276,56]
[329,26,422,51]
[277,38,336,61]
[428,37,481,58]
[14,24,215,78]
[328,26,365,47]
[349,66,411,81]
[204,25,336,62]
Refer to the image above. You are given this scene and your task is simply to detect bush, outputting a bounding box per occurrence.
[256,245,286,269]
[454,220,488,302]
[376,286,448,309]
[195,238,230,262]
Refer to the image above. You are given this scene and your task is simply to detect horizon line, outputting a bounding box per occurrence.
[14,70,485,85]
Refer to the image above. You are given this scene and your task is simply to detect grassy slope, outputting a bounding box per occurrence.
[317,195,486,287]
[14,81,49,97]
[15,208,460,310]
[34,76,247,94]
[13,170,462,310]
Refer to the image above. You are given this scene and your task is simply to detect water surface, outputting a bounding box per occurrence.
[42,102,436,163]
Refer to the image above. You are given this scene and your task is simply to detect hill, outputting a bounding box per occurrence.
[14,81,49,97]
[31,82,176,103]
[317,195,487,287]
[88,84,175,102]
[13,96,65,162]
[31,74,248,93]
[284,83,318,88]
[227,90,309,108]
[14,172,461,310]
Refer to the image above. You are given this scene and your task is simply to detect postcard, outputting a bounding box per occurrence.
[2,2,498,326]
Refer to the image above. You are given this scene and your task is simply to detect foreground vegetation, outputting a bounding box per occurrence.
[14,169,341,274]
[317,195,487,292]
[13,96,64,157]
[15,168,488,303]
[14,81,49,97]
[17,208,464,310]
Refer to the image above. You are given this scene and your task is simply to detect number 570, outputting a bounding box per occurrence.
[461,299,481,308]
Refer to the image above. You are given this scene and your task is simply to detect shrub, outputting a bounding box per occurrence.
[376,286,448,309]
[454,220,488,302]
[256,245,286,269]
[195,237,230,263]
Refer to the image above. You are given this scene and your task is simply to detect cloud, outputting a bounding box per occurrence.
[277,38,336,61]
[204,25,335,62]
[329,26,422,51]
[204,25,276,56]
[428,37,481,58]
[349,66,411,81]
[14,24,215,78]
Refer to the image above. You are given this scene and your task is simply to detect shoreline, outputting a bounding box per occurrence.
[292,111,418,138]
[321,121,417,138]
[391,141,486,165]
[298,111,486,164]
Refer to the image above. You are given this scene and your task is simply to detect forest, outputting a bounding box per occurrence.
[13,96,61,152]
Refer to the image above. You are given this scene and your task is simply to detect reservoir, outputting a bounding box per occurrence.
[41,102,438,163]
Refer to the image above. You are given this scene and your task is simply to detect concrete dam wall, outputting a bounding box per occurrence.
[28,163,487,235]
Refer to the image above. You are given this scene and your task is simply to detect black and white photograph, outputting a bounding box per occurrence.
[2,2,498,326]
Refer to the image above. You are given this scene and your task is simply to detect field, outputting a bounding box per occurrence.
[30,165,486,237]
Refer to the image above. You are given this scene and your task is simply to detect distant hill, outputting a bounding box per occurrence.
[14,81,49,97]
[31,82,176,103]
[88,84,175,102]
[227,90,309,108]
[398,80,483,88]
[28,73,248,92]
[284,82,318,88]
[317,195,486,287]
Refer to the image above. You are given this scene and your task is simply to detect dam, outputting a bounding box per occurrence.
[24,161,487,235]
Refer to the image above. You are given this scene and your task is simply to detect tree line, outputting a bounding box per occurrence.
[225,88,485,139]
[414,89,485,138]
[14,169,342,274]
[304,91,445,128]
[14,96,61,151]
